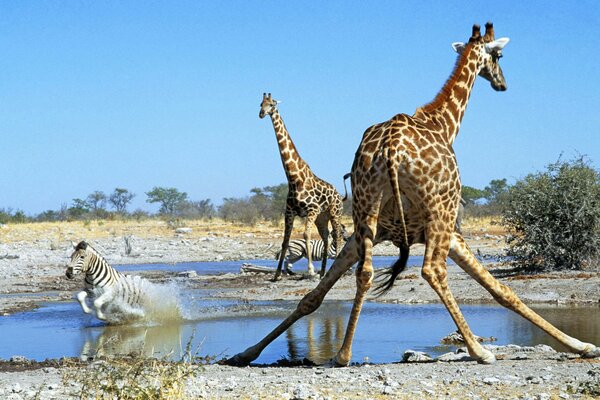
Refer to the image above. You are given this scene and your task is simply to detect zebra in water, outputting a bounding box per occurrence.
[275,238,344,276]
[65,241,145,321]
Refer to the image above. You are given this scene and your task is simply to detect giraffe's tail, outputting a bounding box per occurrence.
[372,244,410,297]
[372,151,411,297]
[342,172,351,202]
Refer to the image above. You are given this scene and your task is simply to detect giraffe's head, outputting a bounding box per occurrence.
[259,93,280,119]
[65,241,90,279]
[452,22,510,91]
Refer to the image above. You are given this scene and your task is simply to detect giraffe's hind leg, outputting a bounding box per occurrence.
[304,211,319,276]
[449,233,600,358]
[316,213,330,278]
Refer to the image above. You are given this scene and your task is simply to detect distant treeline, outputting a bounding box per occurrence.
[3,156,600,271]
[0,184,350,225]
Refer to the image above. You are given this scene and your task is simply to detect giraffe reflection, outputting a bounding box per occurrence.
[80,324,182,360]
[285,316,346,364]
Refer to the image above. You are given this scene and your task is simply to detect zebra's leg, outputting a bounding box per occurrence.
[286,253,303,275]
[304,211,319,276]
[274,207,294,281]
[93,292,113,321]
[76,291,93,314]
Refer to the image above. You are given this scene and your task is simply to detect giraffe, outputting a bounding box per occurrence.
[259,93,345,280]
[227,23,599,367]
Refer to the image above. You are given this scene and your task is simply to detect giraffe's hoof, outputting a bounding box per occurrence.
[222,353,251,367]
[582,345,600,359]
[324,357,349,368]
[476,349,496,365]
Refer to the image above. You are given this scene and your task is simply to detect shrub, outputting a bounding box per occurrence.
[502,156,600,271]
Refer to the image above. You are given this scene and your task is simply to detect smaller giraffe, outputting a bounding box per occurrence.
[259,93,345,280]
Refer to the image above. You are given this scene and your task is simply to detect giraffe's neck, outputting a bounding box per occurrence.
[270,110,310,182]
[414,43,480,144]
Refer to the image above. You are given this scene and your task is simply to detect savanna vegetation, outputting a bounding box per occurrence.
[1,156,599,271]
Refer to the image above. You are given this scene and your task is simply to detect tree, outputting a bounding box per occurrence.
[86,191,107,217]
[176,199,215,219]
[109,188,135,214]
[461,185,486,205]
[502,156,600,271]
[484,178,509,203]
[69,198,90,219]
[145,187,188,215]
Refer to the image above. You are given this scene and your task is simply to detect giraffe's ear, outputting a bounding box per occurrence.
[452,42,466,54]
[275,100,282,105]
[485,37,510,53]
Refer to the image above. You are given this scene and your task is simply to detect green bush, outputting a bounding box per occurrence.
[502,156,600,271]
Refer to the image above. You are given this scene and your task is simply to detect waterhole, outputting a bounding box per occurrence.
[0,258,597,364]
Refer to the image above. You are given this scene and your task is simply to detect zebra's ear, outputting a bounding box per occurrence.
[73,241,88,250]
[71,241,78,249]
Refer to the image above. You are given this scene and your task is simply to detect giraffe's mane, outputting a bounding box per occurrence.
[419,41,477,114]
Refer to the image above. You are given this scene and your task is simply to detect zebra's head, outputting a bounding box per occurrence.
[65,241,91,279]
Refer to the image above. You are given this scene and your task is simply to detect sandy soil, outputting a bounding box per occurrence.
[0,219,599,399]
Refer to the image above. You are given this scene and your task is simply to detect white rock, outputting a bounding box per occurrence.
[483,377,500,385]
[402,350,434,363]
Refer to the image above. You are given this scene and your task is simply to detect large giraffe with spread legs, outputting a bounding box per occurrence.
[260,93,344,280]
[227,23,599,366]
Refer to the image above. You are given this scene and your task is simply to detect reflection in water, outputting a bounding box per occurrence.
[286,315,346,364]
[508,305,600,352]
[80,324,184,360]
[1,297,598,364]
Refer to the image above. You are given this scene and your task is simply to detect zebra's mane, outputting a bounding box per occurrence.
[77,241,113,269]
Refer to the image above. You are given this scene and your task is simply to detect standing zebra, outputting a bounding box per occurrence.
[65,241,145,321]
[275,238,344,275]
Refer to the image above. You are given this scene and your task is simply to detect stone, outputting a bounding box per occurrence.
[9,355,28,363]
[293,384,315,400]
[175,227,193,234]
[177,270,197,278]
[11,383,22,393]
[402,350,434,363]
[437,352,474,362]
[483,377,500,385]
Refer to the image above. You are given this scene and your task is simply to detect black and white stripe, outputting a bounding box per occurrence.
[66,241,144,320]
[276,239,339,272]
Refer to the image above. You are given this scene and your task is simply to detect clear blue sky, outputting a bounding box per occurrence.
[2,1,599,214]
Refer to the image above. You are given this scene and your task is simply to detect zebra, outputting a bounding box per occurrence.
[65,241,145,321]
[275,238,342,276]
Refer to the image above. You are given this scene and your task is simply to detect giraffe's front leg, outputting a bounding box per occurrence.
[423,229,495,364]
[224,237,359,366]
[333,217,377,366]
[449,232,600,359]
[76,291,93,314]
[274,208,294,281]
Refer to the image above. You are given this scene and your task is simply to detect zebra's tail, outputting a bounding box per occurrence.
[372,244,410,297]
[342,172,351,201]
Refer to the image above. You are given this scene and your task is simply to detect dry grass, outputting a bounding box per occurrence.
[0,215,497,244]
[461,216,507,236]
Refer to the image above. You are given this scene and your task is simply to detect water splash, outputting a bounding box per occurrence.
[92,276,183,325]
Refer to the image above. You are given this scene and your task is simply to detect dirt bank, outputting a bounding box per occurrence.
[1,219,599,399]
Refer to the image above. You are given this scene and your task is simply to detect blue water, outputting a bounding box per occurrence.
[0,258,597,365]
[114,255,459,275]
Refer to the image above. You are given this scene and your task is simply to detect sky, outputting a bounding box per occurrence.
[1,1,600,214]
